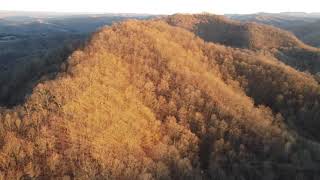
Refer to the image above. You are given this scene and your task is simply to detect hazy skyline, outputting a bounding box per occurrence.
[0,0,319,15]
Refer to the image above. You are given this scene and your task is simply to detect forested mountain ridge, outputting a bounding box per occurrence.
[0,19,320,179]
[165,14,320,75]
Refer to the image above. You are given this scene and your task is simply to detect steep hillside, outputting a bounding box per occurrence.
[0,20,320,179]
[200,44,320,140]
[166,14,320,74]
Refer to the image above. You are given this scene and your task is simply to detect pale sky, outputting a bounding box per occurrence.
[0,0,319,15]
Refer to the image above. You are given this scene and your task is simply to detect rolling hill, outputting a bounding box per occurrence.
[289,20,320,48]
[165,14,320,75]
[227,12,320,28]
[228,13,320,48]
[0,19,320,179]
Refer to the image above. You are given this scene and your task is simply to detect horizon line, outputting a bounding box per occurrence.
[1,9,320,16]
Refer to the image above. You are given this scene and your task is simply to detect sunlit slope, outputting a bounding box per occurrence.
[0,20,320,179]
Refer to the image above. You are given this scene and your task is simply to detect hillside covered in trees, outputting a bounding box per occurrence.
[166,14,320,75]
[0,16,320,179]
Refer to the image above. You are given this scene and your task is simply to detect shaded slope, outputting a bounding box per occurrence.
[0,35,83,107]
[166,14,303,49]
[166,14,320,74]
[229,13,320,47]
[199,43,320,140]
[0,20,320,179]
[289,20,320,48]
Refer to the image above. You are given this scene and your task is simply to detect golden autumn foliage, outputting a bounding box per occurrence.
[0,19,319,179]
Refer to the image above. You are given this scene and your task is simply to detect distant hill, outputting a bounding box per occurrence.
[228,13,320,47]
[166,14,320,74]
[0,10,154,19]
[0,10,68,18]
[227,12,320,27]
[0,12,153,34]
[288,20,320,48]
[0,19,320,179]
